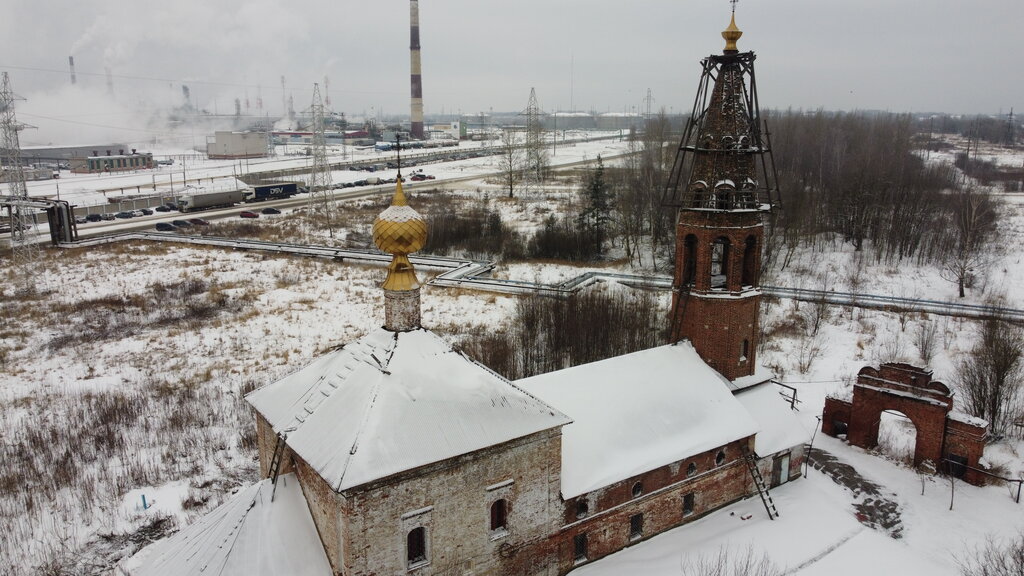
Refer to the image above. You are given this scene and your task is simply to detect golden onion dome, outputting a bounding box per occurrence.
[722,11,743,52]
[372,179,427,256]
[372,178,427,292]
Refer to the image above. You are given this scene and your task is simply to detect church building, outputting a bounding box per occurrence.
[125,12,807,576]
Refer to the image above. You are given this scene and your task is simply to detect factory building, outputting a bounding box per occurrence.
[206,131,271,159]
[69,150,154,174]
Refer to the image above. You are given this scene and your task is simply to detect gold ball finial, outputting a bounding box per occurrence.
[722,10,743,52]
[372,179,427,291]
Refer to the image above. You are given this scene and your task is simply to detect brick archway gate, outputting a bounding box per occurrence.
[822,363,989,484]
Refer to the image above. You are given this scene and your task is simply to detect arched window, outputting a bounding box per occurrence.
[490,499,508,532]
[631,482,643,498]
[682,234,698,286]
[690,181,708,208]
[576,499,589,519]
[687,462,697,477]
[407,527,427,566]
[710,237,730,289]
[715,450,727,466]
[741,235,757,286]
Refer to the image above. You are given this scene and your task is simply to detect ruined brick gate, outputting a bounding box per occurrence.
[821,363,988,485]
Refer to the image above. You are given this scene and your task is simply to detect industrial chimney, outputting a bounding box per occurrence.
[409,0,425,140]
[68,56,76,85]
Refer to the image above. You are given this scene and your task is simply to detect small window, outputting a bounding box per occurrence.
[629,513,643,540]
[490,499,508,532]
[687,462,697,477]
[683,493,695,516]
[716,450,726,466]
[573,533,588,562]
[631,482,643,498]
[575,499,589,519]
[407,527,427,567]
[740,339,749,361]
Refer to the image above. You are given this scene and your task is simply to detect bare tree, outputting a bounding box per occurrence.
[956,316,1024,435]
[680,546,781,576]
[914,320,939,364]
[958,532,1024,576]
[940,187,996,298]
[497,129,523,198]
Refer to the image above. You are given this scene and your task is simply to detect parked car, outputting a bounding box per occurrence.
[239,211,259,219]
[154,205,172,212]
[100,213,115,221]
[139,208,154,216]
[171,220,192,228]
[155,222,177,232]
[131,210,145,217]
[187,218,210,226]
[260,207,281,215]
[75,216,87,224]
[85,214,102,223]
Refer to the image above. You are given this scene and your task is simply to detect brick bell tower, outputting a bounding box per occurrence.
[664,7,781,381]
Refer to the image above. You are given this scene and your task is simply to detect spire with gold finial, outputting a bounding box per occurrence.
[372,140,428,331]
[722,0,743,53]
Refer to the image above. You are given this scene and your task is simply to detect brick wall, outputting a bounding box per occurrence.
[556,437,755,573]
[254,412,293,478]
[671,210,764,381]
[339,428,564,576]
[293,455,344,575]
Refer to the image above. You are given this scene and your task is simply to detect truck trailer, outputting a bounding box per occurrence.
[243,182,299,203]
[177,189,246,212]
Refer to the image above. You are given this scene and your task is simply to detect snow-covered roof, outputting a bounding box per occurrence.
[728,364,774,391]
[734,383,811,456]
[246,328,571,492]
[124,474,331,576]
[517,341,759,499]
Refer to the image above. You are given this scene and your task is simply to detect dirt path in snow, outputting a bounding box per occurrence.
[806,447,904,539]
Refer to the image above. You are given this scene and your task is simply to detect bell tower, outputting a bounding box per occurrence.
[664,7,780,381]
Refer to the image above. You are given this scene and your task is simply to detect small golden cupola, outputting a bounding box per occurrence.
[722,11,743,53]
[372,177,428,331]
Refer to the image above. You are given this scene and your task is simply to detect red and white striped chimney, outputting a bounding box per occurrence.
[409,0,425,140]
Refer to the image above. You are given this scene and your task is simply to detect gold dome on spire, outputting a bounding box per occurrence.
[722,11,743,52]
[373,178,427,291]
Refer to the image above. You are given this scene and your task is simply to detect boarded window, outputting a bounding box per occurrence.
[629,513,643,540]
[407,527,427,566]
[574,533,588,562]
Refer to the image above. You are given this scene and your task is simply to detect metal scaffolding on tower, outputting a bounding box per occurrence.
[308,83,334,240]
[1,72,40,293]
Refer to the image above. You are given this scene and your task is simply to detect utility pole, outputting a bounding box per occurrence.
[0,72,40,293]
[308,83,334,240]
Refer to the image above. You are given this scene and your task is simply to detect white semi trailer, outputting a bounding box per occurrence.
[177,189,246,212]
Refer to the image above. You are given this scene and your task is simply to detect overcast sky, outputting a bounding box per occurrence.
[2,0,1021,146]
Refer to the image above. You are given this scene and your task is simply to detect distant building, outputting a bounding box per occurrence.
[427,121,464,140]
[69,149,153,174]
[206,131,270,159]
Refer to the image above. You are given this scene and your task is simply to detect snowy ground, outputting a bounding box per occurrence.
[3,138,1024,574]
